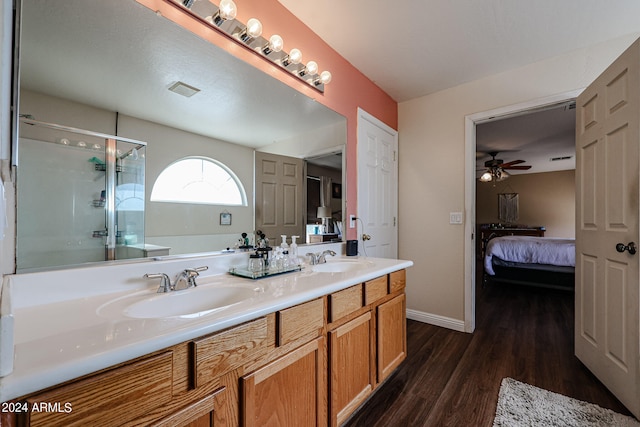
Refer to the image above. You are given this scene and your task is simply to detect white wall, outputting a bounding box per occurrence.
[18,91,255,264]
[117,115,254,249]
[398,34,640,328]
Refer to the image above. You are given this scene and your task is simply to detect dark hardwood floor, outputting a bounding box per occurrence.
[344,278,633,426]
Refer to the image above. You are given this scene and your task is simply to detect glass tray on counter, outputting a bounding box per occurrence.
[228,264,302,279]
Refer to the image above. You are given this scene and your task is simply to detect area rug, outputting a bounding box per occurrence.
[493,377,640,427]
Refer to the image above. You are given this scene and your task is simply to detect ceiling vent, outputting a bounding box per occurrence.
[168,81,201,98]
[550,155,572,162]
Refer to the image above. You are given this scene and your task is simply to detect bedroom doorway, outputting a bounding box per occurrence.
[466,41,640,419]
[463,90,582,333]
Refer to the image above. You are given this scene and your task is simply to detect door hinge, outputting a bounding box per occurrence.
[393,150,397,161]
[393,217,396,226]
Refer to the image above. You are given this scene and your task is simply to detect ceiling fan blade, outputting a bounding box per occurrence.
[503,165,531,170]
[500,159,525,168]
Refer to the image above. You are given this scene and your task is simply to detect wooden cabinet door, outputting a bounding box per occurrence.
[242,337,326,427]
[377,294,406,383]
[328,312,373,427]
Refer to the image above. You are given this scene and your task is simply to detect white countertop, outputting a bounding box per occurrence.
[0,254,412,402]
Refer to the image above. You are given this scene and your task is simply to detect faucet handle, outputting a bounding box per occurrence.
[184,266,208,287]
[306,252,318,265]
[318,250,336,263]
[144,273,172,293]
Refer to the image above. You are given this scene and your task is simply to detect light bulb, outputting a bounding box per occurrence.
[263,34,284,55]
[305,61,318,75]
[58,138,70,145]
[319,70,332,84]
[245,18,262,39]
[283,48,302,66]
[76,141,87,148]
[268,34,283,53]
[497,169,510,181]
[208,0,237,25]
[479,171,492,182]
[314,70,332,86]
[219,0,237,20]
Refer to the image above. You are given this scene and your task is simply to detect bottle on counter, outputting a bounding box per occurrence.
[248,253,264,272]
[289,235,299,265]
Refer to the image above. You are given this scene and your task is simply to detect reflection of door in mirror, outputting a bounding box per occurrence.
[255,152,305,245]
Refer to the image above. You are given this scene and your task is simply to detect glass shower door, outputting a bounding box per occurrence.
[114,139,146,260]
[16,119,146,271]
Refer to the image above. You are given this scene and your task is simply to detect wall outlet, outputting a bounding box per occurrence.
[449,212,463,224]
[349,215,356,228]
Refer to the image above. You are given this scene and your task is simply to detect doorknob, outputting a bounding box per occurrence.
[615,242,637,255]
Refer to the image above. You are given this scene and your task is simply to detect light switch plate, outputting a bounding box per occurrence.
[449,212,463,224]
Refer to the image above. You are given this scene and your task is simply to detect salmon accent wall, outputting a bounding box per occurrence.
[136,0,398,240]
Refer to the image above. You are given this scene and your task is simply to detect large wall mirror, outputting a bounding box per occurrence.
[15,0,346,272]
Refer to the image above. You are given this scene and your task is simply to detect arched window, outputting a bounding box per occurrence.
[150,157,247,206]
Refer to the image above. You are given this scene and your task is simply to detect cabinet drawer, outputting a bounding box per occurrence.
[277,298,324,346]
[26,351,173,427]
[329,285,363,323]
[389,270,406,293]
[151,387,226,427]
[192,317,270,388]
[364,276,387,305]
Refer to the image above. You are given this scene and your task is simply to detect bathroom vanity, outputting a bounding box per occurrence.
[0,252,411,426]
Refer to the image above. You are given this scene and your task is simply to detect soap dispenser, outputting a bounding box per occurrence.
[289,235,299,265]
[280,235,289,250]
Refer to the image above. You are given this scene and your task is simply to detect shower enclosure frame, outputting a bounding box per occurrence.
[17,118,147,265]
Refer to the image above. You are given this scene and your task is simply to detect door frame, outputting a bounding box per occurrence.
[463,89,583,333]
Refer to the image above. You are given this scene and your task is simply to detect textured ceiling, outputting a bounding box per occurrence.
[21,1,640,174]
[278,0,640,102]
[278,0,640,175]
[20,0,345,148]
[476,103,576,176]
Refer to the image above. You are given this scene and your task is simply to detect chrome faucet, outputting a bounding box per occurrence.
[144,266,208,293]
[306,250,336,265]
[319,250,336,263]
[144,273,173,293]
[174,266,208,290]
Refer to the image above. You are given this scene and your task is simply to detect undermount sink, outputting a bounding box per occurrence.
[99,286,257,319]
[312,259,373,273]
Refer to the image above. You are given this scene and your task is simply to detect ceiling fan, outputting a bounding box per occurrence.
[479,151,531,182]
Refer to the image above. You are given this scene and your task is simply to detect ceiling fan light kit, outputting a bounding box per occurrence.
[479,151,530,183]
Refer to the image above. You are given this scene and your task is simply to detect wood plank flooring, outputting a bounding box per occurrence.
[344,281,633,426]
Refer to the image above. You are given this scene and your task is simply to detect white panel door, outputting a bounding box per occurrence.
[357,109,398,259]
[575,38,640,418]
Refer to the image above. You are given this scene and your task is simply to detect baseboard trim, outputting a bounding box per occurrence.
[406,309,466,332]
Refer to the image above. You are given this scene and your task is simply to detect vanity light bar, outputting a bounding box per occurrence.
[171,0,331,93]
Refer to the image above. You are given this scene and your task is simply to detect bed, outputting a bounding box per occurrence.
[483,235,576,290]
